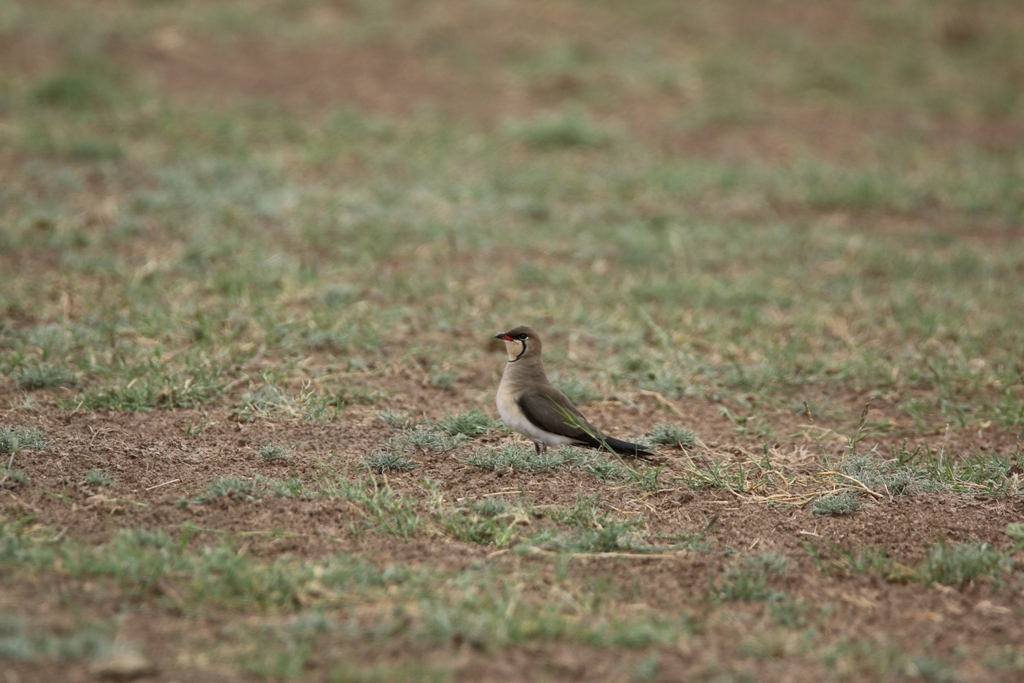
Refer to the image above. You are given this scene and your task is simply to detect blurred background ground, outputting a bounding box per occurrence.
[1,1,1023,681]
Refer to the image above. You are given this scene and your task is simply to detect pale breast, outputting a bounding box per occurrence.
[496,376,578,448]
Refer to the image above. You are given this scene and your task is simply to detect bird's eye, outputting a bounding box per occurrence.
[517,334,529,340]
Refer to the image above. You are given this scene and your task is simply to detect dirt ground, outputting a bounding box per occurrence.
[3,368,1024,681]
[3,1,1024,681]
[7,0,1021,164]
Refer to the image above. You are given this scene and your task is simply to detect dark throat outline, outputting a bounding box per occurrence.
[508,340,527,363]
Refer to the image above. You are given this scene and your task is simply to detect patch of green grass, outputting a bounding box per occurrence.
[187,476,260,505]
[438,499,525,547]
[631,652,660,682]
[768,595,820,630]
[803,542,901,580]
[712,551,790,602]
[0,510,985,679]
[883,439,1020,495]
[240,633,313,681]
[546,494,605,528]
[903,656,958,683]
[646,423,698,450]
[0,467,30,488]
[428,368,457,391]
[587,617,691,650]
[320,476,423,540]
[259,444,294,463]
[235,585,667,680]
[32,63,121,110]
[0,427,49,453]
[580,455,631,481]
[0,616,119,663]
[987,645,1024,673]
[1007,523,1024,547]
[299,390,345,426]
[49,525,404,611]
[472,497,514,518]
[810,491,862,517]
[181,475,310,504]
[464,446,647,489]
[231,385,297,423]
[404,429,468,455]
[264,477,307,499]
[505,109,618,149]
[76,370,226,412]
[821,637,908,681]
[551,374,603,405]
[85,469,116,488]
[618,462,665,492]
[518,496,663,554]
[719,406,776,439]
[361,450,416,473]
[930,449,1021,495]
[366,429,467,471]
[15,364,78,390]
[241,612,445,681]
[465,443,577,474]
[919,541,1016,587]
[803,538,1018,587]
[839,454,936,496]
[434,409,502,438]
[679,456,748,492]
[10,396,40,413]
[376,410,420,430]
[227,381,359,425]
[528,520,651,554]
[66,139,124,161]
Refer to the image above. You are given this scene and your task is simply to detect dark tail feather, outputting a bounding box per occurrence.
[584,434,653,458]
[604,436,654,457]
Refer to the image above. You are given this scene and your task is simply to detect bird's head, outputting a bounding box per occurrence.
[495,325,541,363]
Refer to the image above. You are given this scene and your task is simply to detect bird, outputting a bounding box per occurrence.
[494,325,653,457]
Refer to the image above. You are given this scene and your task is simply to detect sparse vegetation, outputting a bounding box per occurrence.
[376,410,420,430]
[188,477,260,505]
[363,428,467,472]
[465,443,626,477]
[551,375,603,405]
[428,369,458,391]
[438,499,526,547]
[361,450,417,473]
[182,475,314,504]
[259,443,294,463]
[84,469,116,488]
[16,364,78,391]
[0,427,50,453]
[712,551,791,602]
[506,109,618,149]
[811,492,862,517]
[0,467,30,488]
[1,0,1022,680]
[920,541,1016,587]
[646,423,698,450]
[0,616,121,664]
[435,409,502,438]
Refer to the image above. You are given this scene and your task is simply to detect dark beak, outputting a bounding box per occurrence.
[495,333,512,341]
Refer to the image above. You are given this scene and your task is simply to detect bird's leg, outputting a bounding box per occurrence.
[534,441,542,455]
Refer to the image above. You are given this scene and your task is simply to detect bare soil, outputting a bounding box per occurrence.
[3,2,1024,680]
[2,373,1024,682]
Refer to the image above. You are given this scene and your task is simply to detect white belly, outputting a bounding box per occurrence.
[496,378,577,448]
